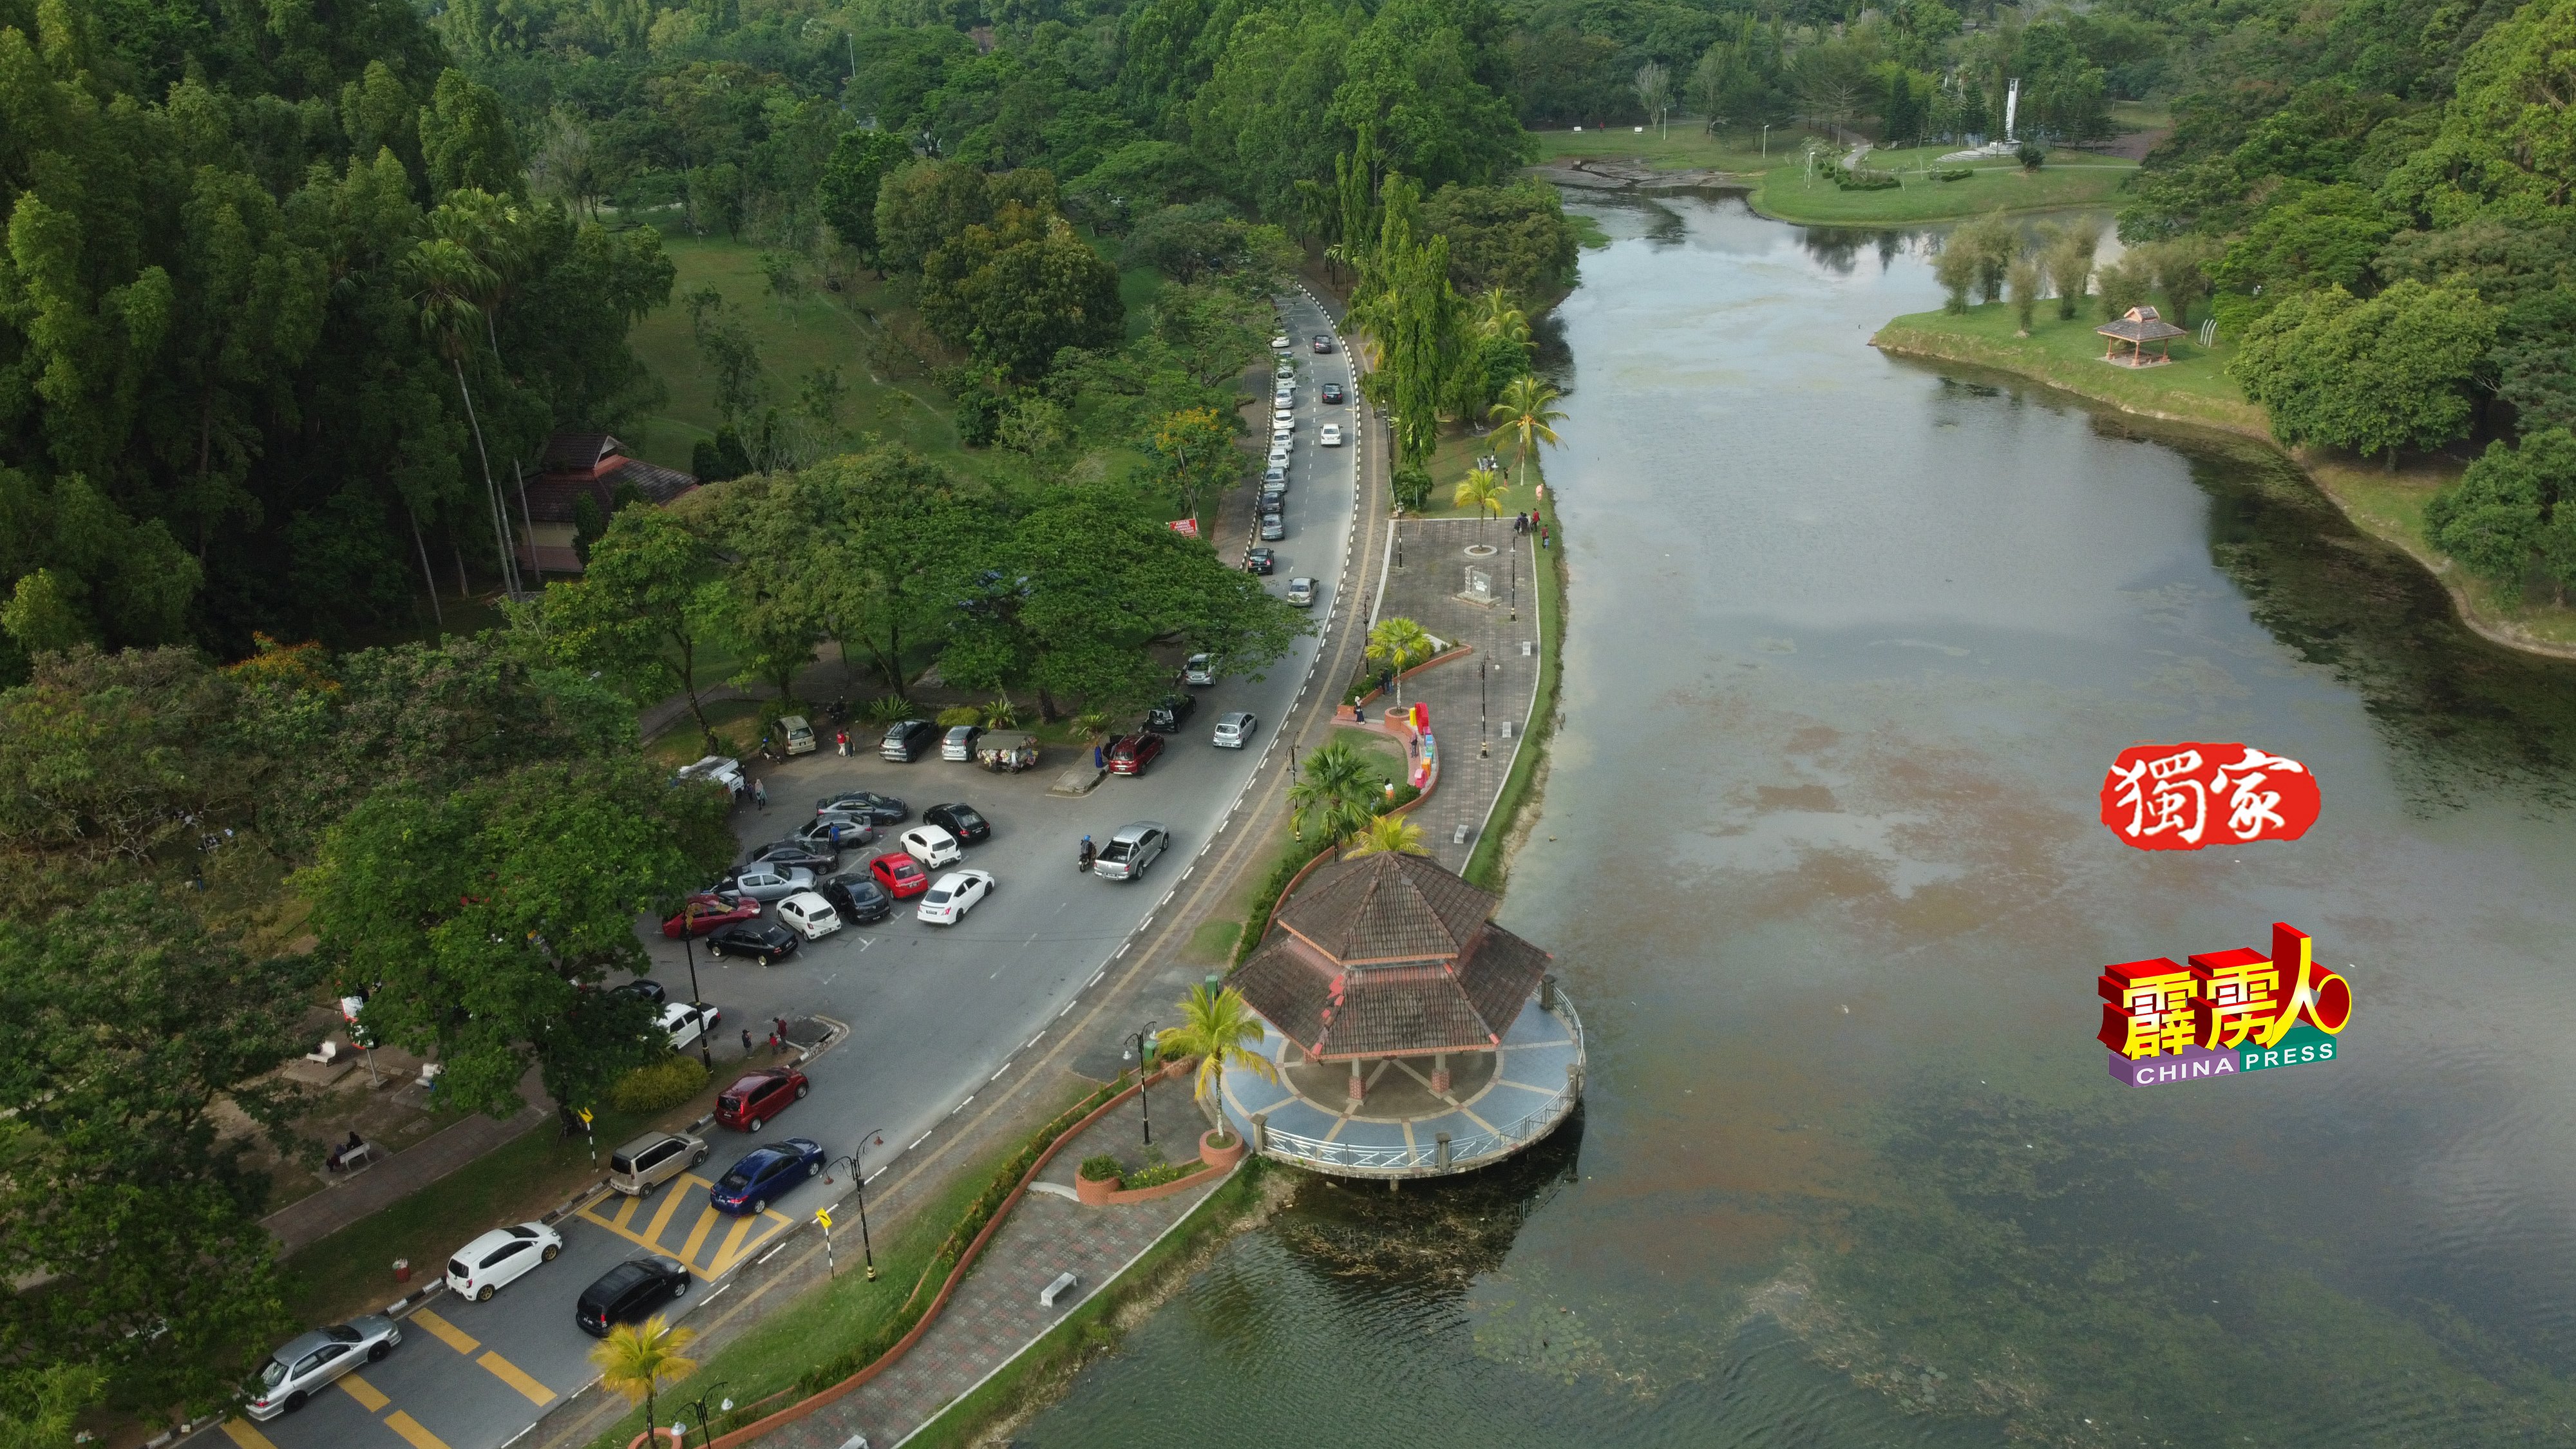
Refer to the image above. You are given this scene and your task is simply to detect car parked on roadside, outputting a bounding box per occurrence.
[774,891,842,941]
[1321,382,1345,404]
[1214,711,1258,748]
[1106,732,1165,775]
[900,824,962,869]
[715,1067,809,1132]
[1260,513,1286,541]
[1245,547,1274,575]
[817,870,896,923]
[708,922,798,965]
[1094,822,1169,882]
[923,802,990,844]
[1258,490,1285,518]
[660,1001,721,1049]
[871,851,931,899]
[1266,448,1290,471]
[1269,334,1291,350]
[815,790,909,824]
[1286,576,1317,607]
[710,1137,825,1215]
[1320,424,1343,446]
[1262,464,1288,488]
[941,724,983,761]
[608,1130,709,1197]
[1144,693,1196,733]
[915,868,994,924]
[1273,408,1295,428]
[245,1318,401,1419]
[880,719,939,761]
[576,1257,689,1337]
[1184,653,1217,686]
[662,893,760,939]
[611,978,668,1007]
[715,864,813,902]
[446,1222,562,1303]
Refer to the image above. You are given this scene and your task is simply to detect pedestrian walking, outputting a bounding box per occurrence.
[741,1028,754,1056]
[753,777,768,810]
[775,1016,790,1046]
[1541,526,1551,549]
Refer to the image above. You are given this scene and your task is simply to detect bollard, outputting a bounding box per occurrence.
[1251,1113,1269,1153]
[1540,973,1557,1010]
[1435,1132,1452,1171]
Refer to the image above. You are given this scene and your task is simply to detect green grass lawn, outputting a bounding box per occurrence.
[1529,122,1811,173]
[1872,301,2268,435]
[1754,148,2137,225]
[1410,427,1547,521]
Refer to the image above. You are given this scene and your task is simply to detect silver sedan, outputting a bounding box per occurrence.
[244,1316,401,1419]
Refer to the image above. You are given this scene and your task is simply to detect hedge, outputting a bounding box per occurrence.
[611,1054,710,1114]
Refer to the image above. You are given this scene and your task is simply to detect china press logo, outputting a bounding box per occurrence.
[2098,922,2353,1087]
[2099,742,2320,849]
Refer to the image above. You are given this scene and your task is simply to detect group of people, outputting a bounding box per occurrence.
[1513,511,1551,549]
[323,1131,368,1173]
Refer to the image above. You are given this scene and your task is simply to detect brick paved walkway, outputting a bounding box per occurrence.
[748,1074,1225,1449]
[1372,517,1543,871]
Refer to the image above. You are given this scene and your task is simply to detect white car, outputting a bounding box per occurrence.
[1213,710,1258,748]
[659,1001,719,1052]
[1267,448,1291,470]
[1320,424,1343,446]
[775,891,842,940]
[916,869,994,924]
[1270,334,1291,350]
[446,1222,562,1303]
[1184,653,1216,686]
[1273,408,1295,428]
[901,824,962,869]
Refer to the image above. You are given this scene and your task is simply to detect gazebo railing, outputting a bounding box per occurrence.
[1249,991,1585,1176]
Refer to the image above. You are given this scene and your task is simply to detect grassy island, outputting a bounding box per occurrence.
[1752,149,2137,225]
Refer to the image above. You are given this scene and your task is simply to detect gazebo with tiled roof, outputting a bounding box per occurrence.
[2096,304,2189,368]
[1235,850,1548,1096]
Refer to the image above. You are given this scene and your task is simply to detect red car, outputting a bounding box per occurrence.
[663,893,761,939]
[1106,732,1164,775]
[715,1067,809,1132]
[870,851,931,899]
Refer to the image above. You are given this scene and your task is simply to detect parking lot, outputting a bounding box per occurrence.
[219,289,1359,1449]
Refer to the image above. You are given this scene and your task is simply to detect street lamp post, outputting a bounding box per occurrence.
[1480,658,1490,759]
[675,1381,732,1448]
[683,931,712,1069]
[1121,1023,1161,1145]
[823,1128,888,1280]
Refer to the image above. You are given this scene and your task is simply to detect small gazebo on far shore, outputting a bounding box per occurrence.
[2097,305,2189,368]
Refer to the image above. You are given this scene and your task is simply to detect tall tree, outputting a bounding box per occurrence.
[543,508,728,741]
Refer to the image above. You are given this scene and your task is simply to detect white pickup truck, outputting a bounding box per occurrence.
[674,755,747,800]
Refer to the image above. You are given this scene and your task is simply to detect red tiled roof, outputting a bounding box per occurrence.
[1274,852,1497,965]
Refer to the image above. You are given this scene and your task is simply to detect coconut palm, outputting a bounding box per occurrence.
[1072,710,1111,744]
[1488,377,1567,499]
[1453,468,1505,547]
[590,1316,697,1441]
[402,236,518,598]
[1161,981,1279,1141]
[1366,616,1437,706]
[1289,742,1378,851]
[1343,813,1428,858]
[1474,287,1528,345]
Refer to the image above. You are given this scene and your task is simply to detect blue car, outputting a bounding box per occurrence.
[708,1137,824,1216]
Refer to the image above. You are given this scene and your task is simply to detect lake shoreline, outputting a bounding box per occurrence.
[1871,314,2576,664]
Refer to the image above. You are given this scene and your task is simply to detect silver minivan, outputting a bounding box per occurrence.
[942,724,983,761]
[609,1129,710,1197]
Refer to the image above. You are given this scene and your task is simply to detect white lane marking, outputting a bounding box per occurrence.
[1027,1032,1044,1048]
[912,1132,933,1149]
[990,1063,1011,1082]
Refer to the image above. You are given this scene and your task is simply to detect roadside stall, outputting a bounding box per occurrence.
[976,731,1040,773]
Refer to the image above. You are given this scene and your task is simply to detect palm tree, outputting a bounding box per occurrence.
[1343,813,1428,858]
[402,236,518,598]
[978,694,1020,729]
[1487,377,1567,500]
[1453,468,1504,548]
[591,1316,697,1442]
[1366,616,1437,706]
[1289,742,1378,853]
[1474,287,1528,346]
[1160,981,1278,1142]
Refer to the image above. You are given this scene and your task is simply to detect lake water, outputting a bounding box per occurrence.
[1012,192,2576,1446]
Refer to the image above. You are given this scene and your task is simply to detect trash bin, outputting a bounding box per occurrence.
[393,1258,411,1283]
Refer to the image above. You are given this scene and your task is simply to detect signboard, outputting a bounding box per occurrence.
[2098,922,2353,1087]
[1166,518,1199,538]
[2099,743,2319,850]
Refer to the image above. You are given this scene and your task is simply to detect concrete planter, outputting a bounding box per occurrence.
[1075,1170,1122,1204]
[1199,1129,1247,1170]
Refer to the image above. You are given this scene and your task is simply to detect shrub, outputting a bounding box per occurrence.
[1124,1159,1198,1189]
[1838,167,1900,191]
[2017,143,2045,169]
[1079,1153,1123,1182]
[1935,167,1973,182]
[611,1054,710,1115]
[936,705,982,728]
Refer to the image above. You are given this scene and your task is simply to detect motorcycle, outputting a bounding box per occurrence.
[1078,838,1095,873]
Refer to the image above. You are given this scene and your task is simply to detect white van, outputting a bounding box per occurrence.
[779,715,817,756]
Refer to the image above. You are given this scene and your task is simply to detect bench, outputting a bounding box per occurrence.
[1039,1271,1079,1309]
[303,1040,343,1065]
[337,1140,378,1172]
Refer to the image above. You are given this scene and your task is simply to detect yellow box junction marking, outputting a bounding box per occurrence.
[337,1372,390,1412]
[475,1350,558,1406]
[221,1421,280,1449]
[407,1307,479,1355]
[383,1410,453,1449]
[675,1207,720,1265]
[574,1175,793,1276]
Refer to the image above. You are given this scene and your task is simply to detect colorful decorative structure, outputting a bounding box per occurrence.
[2099,741,2320,849]
[2096,305,2189,367]
[1224,850,1583,1177]
[2098,922,2353,1087]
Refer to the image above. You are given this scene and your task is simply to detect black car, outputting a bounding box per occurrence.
[746,842,835,874]
[576,1256,690,1337]
[880,719,939,762]
[817,871,895,924]
[1312,334,1334,353]
[922,803,991,845]
[1144,694,1196,734]
[1321,382,1345,404]
[706,921,800,964]
[814,790,909,825]
[1245,547,1275,575]
[611,978,667,1006]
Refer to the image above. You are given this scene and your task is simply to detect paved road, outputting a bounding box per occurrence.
[220,290,1359,1449]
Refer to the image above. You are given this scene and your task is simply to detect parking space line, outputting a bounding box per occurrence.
[408,1307,479,1356]
[610,1194,639,1230]
[383,1410,453,1449]
[222,1418,281,1448]
[642,1182,693,1244]
[712,1215,757,1274]
[337,1372,391,1412]
[677,1207,721,1265]
[475,1350,558,1406]
[706,1209,793,1276]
